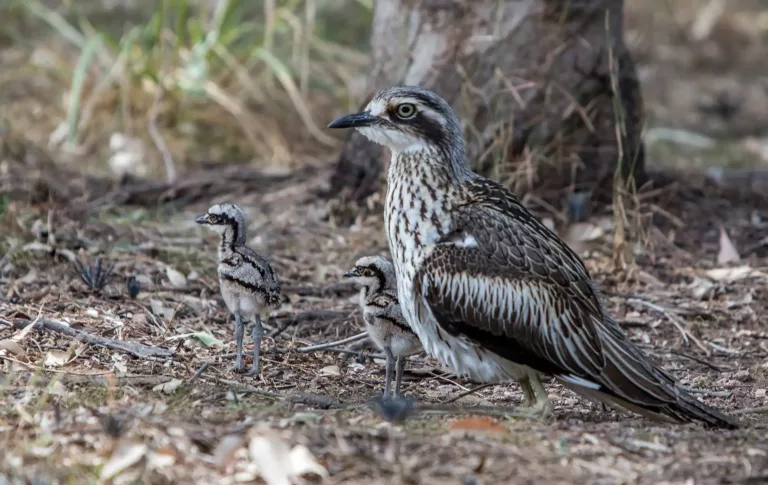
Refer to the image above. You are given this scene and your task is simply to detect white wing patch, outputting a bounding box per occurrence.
[453,234,478,248]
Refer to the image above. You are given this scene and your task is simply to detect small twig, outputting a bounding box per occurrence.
[669,349,724,372]
[310,347,385,360]
[189,363,209,384]
[416,404,528,419]
[731,405,768,416]
[708,342,740,355]
[626,298,710,354]
[296,332,369,352]
[12,373,171,387]
[280,281,357,297]
[269,310,350,339]
[441,383,496,404]
[201,377,339,409]
[6,317,172,359]
[680,387,732,398]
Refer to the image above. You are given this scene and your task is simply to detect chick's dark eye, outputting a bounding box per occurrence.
[396,104,416,119]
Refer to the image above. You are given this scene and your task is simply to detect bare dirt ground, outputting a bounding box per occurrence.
[1,160,767,485]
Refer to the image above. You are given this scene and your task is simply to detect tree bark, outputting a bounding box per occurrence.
[329,0,646,205]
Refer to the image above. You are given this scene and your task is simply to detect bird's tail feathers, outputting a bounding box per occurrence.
[564,317,741,429]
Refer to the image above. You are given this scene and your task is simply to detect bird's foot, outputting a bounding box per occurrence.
[244,364,260,377]
[514,399,554,420]
[368,394,416,423]
[232,358,246,374]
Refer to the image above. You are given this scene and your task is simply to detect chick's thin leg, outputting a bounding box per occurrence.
[233,311,245,373]
[245,316,264,377]
[383,347,395,398]
[394,355,406,397]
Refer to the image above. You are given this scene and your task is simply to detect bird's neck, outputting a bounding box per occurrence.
[386,148,471,224]
[388,146,473,187]
[218,226,245,260]
[384,149,468,275]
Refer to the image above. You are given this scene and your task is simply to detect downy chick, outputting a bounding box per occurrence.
[196,203,281,376]
[343,255,420,397]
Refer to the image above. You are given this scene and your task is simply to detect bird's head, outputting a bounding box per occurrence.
[328,85,464,155]
[195,202,246,240]
[342,255,396,292]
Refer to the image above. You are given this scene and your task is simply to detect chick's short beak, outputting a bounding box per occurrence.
[327,111,379,129]
[195,214,210,225]
[342,268,359,278]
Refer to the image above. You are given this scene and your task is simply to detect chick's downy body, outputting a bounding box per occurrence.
[344,255,420,396]
[197,203,281,376]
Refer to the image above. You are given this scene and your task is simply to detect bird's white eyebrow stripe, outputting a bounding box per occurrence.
[367,96,442,119]
[367,98,387,116]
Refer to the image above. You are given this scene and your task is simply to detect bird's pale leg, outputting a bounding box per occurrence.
[528,374,554,418]
[507,375,552,419]
[245,316,264,377]
[383,347,395,397]
[394,355,406,397]
[519,376,536,408]
[233,312,245,373]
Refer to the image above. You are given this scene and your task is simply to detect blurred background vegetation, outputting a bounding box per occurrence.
[0,0,766,183]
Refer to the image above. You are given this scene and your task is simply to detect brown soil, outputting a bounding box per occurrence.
[1,162,767,485]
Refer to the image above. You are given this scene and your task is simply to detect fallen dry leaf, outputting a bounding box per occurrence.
[319,365,341,376]
[705,265,765,283]
[449,417,508,435]
[248,428,328,485]
[717,225,740,264]
[563,222,604,255]
[153,378,183,394]
[147,447,177,470]
[150,299,175,320]
[0,339,25,356]
[43,350,72,368]
[48,380,68,397]
[165,266,187,288]
[213,434,245,468]
[688,276,715,300]
[100,442,147,481]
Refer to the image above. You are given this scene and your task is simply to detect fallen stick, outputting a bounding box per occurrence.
[296,332,369,352]
[7,317,173,359]
[202,377,339,409]
[269,310,351,339]
[731,405,768,416]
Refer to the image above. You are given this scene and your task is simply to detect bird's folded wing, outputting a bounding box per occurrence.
[413,196,676,404]
[414,241,606,378]
[231,247,280,292]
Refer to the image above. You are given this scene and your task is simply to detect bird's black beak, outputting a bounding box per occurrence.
[328,111,378,129]
[195,214,211,225]
[342,268,360,278]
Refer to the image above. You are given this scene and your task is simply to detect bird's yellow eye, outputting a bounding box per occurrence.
[396,103,416,119]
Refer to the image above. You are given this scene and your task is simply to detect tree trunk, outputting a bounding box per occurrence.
[329,0,646,206]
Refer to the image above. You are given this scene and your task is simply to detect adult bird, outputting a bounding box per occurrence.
[327,86,739,428]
